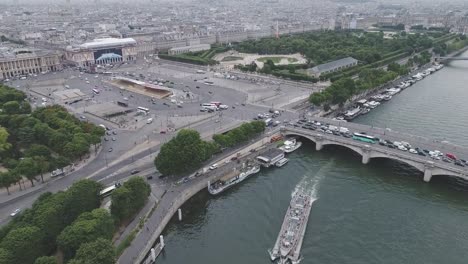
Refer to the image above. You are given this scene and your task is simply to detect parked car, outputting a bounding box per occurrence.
[209,164,218,170]
[10,209,21,217]
[130,170,140,175]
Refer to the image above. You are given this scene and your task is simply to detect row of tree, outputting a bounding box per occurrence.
[310,67,401,107]
[0,85,105,194]
[212,121,265,148]
[0,180,104,264]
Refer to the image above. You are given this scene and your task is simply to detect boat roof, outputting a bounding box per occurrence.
[257,148,284,161]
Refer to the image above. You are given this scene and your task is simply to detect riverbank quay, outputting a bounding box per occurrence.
[118,131,281,264]
[316,46,468,119]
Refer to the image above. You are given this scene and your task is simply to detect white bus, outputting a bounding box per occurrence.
[137,106,150,114]
[99,185,116,198]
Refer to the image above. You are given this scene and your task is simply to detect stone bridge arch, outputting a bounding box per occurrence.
[369,152,426,173]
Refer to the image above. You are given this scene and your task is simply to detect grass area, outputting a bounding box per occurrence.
[115,229,138,257]
[221,56,243,62]
[257,56,297,63]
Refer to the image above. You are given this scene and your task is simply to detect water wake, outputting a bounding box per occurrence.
[292,158,334,200]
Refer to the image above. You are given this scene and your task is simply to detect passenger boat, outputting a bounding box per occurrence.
[207,164,261,195]
[275,158,289,167]
[279,138,302,153]
[344,107,362,120]
[383,94,392,101]
[360,108,371,115]
[367,101,380,109]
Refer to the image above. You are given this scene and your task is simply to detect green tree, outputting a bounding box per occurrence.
[0,171,17,195]
[0,248,12,264]
[155,129,216,175]
[33,156,50,183]
[0,127,11,153]
[15,157,39,187]
[68,238,115,264]
[111,177,150,223]
[57,209,114,261]
[2,101,20,115]
[34,256,57,264]
[0,225,45,264]
[25,144,51,158]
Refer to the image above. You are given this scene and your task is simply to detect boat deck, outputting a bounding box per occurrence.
[270,192,315,263]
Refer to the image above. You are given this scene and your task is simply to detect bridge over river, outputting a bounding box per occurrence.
[281,117,468,182]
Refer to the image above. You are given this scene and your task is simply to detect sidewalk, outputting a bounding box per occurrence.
[0,145,102,206]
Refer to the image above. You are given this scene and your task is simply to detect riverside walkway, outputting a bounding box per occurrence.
[119,117,468,264]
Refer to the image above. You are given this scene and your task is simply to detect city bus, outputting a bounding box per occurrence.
[92,89,100,94]
[137,106,150,114]
[99,185,116,198]
[352,133,377,144]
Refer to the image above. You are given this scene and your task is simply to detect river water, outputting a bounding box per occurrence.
[156,54,468,264]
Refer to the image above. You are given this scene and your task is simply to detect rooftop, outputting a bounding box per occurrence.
[309,57,358,74]
[79,38,136,50]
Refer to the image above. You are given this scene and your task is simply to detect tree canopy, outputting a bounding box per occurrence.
[110,176,151,224]
[154,129,219,175]
[0,85,105,194]
[57,209,114,261]
[212,121,265,148]
[0,179,102,264]
[67,238,116,264]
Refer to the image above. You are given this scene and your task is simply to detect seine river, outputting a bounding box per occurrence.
[156,54,468,264]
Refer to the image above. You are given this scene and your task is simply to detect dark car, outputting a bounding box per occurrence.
[196,86,200,89]
[146,175,153,180]
[455,161,465,167]
[387,144,396,149]
[418,152,427,156]
[230,156,238,161]
[130,170,140,175]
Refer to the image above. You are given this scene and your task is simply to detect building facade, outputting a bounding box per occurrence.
[0,49,62,80]
[168,43,211,55]
[65,38,137,67]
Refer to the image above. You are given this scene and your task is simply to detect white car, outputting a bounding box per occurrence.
[209,164,218,170]
[219,104,229,110]
[10,208,21,217]
[398,145,408,151]
[409,148,418,154]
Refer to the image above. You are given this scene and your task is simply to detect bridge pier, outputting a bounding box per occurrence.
[315,135,323,151]
[423,168,433,183]
[361,146,371,165]
[362,153,370,164]
[315,141,323,151]
[423,161,435,183]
